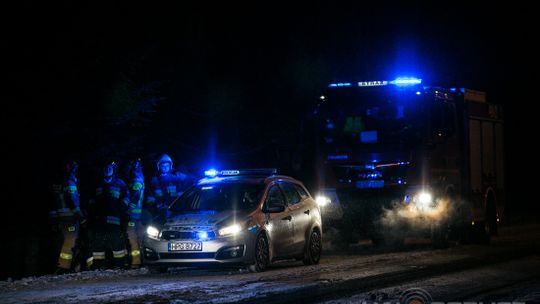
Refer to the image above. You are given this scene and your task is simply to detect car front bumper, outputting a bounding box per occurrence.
[142,232,257,266]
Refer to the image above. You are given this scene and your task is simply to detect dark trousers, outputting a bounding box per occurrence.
[88,224,127,270]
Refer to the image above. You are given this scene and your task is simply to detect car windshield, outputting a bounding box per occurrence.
[170,182,265,212]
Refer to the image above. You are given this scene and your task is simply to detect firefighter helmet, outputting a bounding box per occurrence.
[157,154,173,171]
[64,161,78,175]
[103,161,118,177]
[129,158,143,175]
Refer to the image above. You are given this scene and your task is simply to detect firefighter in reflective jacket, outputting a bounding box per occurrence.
[145,154,192,222]
[87,162,130,269]
[125,159,144,268]
[50,161,84,273]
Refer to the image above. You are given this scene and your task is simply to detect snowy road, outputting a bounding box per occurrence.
[1,223,539,303]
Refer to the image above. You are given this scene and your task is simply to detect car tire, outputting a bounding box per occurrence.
[487,199,498,236]
[431,223,449,249]
[303,229,322,265]
[249,234,269,272]
[471,221,491,244]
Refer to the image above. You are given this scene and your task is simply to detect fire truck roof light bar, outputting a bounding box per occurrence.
[328,77,422,88]
[328,82,352,87]
[390,77,422,86]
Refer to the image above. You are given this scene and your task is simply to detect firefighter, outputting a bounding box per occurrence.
[49,161,85,274]
[145,154,193,223]
[125,158,144,268]
[87,161,130,270]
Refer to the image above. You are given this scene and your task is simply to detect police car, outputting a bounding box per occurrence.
[142,169,322,272]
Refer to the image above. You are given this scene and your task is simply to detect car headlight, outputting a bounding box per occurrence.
[316,195,330,207]
[218,224,242,237]
[146,225,160,240]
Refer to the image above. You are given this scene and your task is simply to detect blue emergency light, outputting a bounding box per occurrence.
[328,77,422,89]
[390,77,422,86]
[204,169,218,177]
[197,231,209,240]
[328,82,352,88]
[204,168,277,177]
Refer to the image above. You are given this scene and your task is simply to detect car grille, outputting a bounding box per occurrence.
[161,230,216,240]
[159,252,216,259]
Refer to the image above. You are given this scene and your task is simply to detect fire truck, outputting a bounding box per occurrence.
[313,77,504,246]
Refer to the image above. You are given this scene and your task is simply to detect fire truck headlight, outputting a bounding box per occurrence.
[316,196,331,207]
[146,226,160,240]
[416,192,433,209]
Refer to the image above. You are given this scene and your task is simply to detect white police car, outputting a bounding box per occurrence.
[142,169,322,272]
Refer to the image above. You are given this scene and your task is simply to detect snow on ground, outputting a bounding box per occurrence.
[0,245,496,304]
[1,223,539,303]
[320,255,540,303]
[0,248,459,303]
[0,268,148,292]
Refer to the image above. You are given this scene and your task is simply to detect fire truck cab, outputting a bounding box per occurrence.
[314,78,504,246]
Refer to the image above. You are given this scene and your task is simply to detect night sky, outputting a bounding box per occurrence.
[3,2,537,227]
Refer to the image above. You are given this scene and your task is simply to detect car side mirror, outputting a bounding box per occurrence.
[266,205,285,213]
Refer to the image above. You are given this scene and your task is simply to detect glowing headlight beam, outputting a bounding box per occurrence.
[316,196,331,206]
[218,224,242,236]
[146,226,160,239]
[418,192,432,205]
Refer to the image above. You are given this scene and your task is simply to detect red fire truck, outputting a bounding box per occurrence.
[313,77,504,246]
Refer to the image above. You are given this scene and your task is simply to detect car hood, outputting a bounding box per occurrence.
[164,210,250,228]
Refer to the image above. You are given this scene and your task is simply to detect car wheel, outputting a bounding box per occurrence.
[249,234,269,272]
[303,229,322,265]
[471,221,491,244]
[431,223,449,249]
[486,197,498,236]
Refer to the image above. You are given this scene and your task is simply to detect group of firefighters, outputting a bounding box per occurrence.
[49,154,194,274]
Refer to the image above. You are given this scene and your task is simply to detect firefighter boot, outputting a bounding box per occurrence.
[126,221,142,268]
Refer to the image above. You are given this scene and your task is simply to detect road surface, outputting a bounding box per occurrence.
[1,222,539,303]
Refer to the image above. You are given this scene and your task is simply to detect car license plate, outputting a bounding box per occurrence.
[168,241,202,251]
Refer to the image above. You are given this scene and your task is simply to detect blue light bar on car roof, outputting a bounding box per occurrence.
[220,170,241,176]
[206,168,278,177]
[204,169,218,177]
[223,169,277,176]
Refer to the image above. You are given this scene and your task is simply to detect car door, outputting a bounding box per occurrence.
[263,184,294,258]
[279,182,311,255]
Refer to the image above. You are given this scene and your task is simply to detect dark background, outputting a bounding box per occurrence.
[2,2,536,279]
